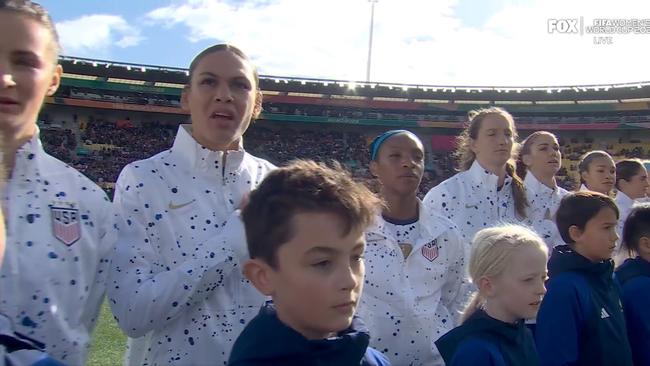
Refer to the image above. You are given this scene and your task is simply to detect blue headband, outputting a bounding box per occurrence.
[370,130,412,161]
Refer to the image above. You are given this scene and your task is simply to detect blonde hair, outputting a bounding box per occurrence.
[455,107,528,218]
[461,224,548,323]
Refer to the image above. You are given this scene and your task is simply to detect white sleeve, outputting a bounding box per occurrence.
[80,193,119,329]
[423,182,454,219]
[439,227,472,323]
[107,166,248,337]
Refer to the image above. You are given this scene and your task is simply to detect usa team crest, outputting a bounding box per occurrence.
[421,240,439,262]
[51,206,81,246]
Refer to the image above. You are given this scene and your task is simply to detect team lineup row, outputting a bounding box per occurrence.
[1,1,649,366]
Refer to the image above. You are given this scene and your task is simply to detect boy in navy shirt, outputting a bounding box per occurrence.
[228,160,389,366]
[536,191,633,366]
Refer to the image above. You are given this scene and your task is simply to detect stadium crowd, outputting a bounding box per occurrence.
[38,114,650,197]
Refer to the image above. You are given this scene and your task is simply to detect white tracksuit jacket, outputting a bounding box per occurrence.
[108,125,275,365]
[357,203,469,366]
[0,132,117,365]
[524,172,569,250]
[423,160,520,244]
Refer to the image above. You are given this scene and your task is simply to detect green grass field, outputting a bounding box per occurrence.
[87,301,127,366]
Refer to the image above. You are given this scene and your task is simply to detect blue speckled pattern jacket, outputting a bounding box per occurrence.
[108,125,275,365]
[0,132,117,365]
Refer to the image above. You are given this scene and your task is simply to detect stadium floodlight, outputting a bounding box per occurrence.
[547,89,552,94]
[274,78,280,83]
[105,63,111,68]
[572,87,580,92]
[92,62,97,67]
[348,82,357,90]
[72,59,78,65]
[185,71,189,76]
[451,88,456,93]
[366,0,379,82]
[301,80,306,85]
[141,67,146,72]
[478,89,483,93]
[126,66,131,71]
[402,86,408,91]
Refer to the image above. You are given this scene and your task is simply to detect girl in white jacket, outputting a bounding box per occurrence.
[358,130,468,366]
[516,131,569,250]
[423,107,528,243]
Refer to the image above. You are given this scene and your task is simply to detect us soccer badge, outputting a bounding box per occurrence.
[421,240,439,262]
[51,203,81,246]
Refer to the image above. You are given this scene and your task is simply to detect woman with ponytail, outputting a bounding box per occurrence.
[423,107,528,243]
[517,131,569,250]
[435,224,548,366]
[577,150,616,195]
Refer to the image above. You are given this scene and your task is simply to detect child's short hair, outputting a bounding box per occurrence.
[556,191,619,244]
[621,203,650,256]
[462,224,547,323]
[242,159,382,268]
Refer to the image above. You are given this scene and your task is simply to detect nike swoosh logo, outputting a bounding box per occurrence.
[168,199,196,210]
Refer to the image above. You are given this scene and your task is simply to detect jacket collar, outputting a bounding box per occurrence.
[367,199,454,249]
[616,256,650,285]
[524,171,559,199]
[436,309,537,366]
[10,129,51,184]
[467,160,512,191]
[170,124,246,174]
[614,191,634,208]
[228,303,371,365]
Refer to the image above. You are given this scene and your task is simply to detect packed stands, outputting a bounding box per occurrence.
[38,108,650,199]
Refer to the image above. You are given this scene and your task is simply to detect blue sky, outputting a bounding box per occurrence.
[39,0,650,86]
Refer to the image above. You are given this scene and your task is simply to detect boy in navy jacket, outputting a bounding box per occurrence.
[228,160,389,366]
[536,191,633,366]
[616,204,650,366]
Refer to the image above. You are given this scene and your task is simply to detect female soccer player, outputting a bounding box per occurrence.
[0,2,117,364]
[424,107,527,243]
[615,159,649,233]
[358,130,467,365]
[577,150,616,196]
[517,131,568,249]
[108,44,275,365]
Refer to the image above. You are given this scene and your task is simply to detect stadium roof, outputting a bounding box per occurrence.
[59,56,650,104]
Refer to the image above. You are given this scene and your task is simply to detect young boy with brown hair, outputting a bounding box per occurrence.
[228,160,389,365]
